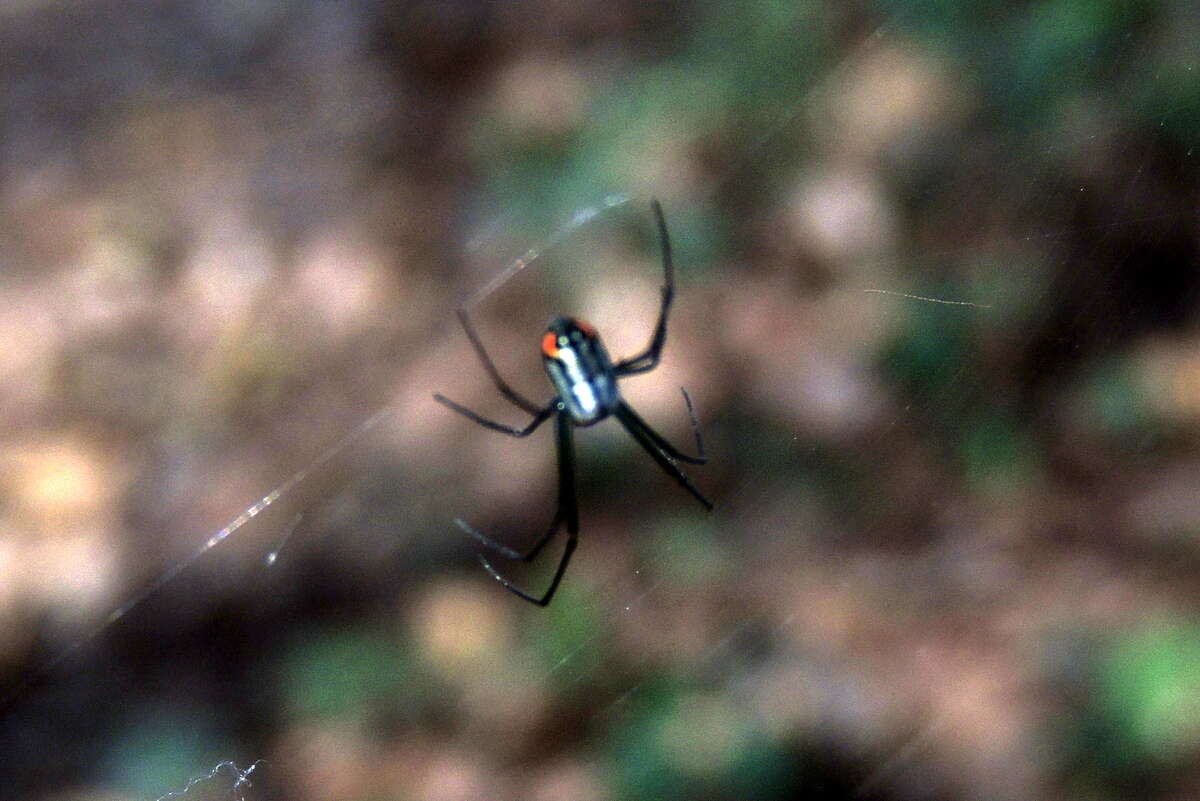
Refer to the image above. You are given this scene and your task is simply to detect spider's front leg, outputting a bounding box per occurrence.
[616,199,675,375]
[432,393,554,437]
[434,305,558,436]
[456,307,545,414]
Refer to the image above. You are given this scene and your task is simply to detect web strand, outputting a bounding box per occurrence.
[463,193,631,308]
[3,406,395,710]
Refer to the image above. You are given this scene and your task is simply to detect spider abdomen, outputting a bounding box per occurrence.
[542,316,620,424]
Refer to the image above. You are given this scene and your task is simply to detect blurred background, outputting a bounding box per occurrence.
[2,1,1199,799]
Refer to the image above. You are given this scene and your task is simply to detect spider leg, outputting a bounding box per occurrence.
[470,411,579,606]
[455,509,560,562]
[478,537,577,607]
[616,199,674,375]
[457,307,545,414]
[433,394,555,437]
[615,388,707,464]
[615,400,713,510]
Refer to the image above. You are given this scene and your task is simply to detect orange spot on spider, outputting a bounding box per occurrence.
[542,331,559,358]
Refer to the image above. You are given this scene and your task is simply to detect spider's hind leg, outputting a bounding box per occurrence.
[478,534,577,607]
[614,400,713,511]
[462,411,580,607]
[455,513,560,563]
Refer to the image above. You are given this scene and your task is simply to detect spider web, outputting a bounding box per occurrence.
[1,2,1198,799]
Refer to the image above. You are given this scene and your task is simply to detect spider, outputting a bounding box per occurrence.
[433,200,712,606]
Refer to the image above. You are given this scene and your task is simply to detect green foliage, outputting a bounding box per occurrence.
[101,704,226,797]
[879,0,1158,122]
[531,581,608,684]
[1067,620,1200,794]
[1072,354,1154,436]
[645,511,727,586]
[880,290,1048,487]
[960,408,1041,489]
[1130,51,1200,150]
[878,288,975,403]
[276,624,428,721]
[1099,621,1200,763]
[606,679,791,800]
